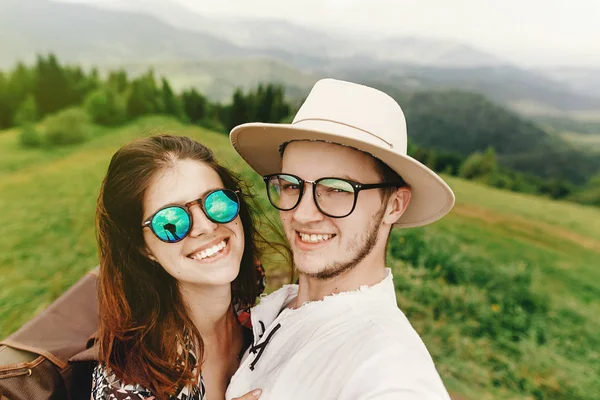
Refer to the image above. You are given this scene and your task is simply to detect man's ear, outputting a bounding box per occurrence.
[383,187,411,225]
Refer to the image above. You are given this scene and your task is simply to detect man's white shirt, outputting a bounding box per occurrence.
[226,269,451,400]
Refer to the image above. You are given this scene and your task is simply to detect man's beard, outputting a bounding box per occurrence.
[296,205,386,281]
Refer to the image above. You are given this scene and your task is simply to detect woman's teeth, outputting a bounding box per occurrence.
[299,233,334,243]
[190,240,227,261]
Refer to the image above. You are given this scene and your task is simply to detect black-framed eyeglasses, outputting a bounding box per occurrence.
[141,189,240,243]
[263,173,406,218]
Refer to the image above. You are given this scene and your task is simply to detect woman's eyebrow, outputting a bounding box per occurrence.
[147,187,224,216]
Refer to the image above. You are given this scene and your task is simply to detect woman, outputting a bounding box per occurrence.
[92,135,280,400]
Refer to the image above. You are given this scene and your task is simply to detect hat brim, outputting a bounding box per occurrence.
[230,122,455,228]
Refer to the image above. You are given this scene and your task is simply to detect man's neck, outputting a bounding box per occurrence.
[292,258,387,307]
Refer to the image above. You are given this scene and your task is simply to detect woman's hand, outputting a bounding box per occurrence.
[232,389,262,399]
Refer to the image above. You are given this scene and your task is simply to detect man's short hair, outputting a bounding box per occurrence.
[372,156,404,203]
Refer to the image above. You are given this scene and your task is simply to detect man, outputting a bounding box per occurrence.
[226,79,455,400]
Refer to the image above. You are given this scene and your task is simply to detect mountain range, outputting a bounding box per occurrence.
[537,67,600,99]
[70,0,507,68]
[1,0,599,118]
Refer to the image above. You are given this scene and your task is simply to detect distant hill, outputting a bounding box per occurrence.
[82,0,600,116]
[110,58,319,103]
[537,67,600,98]
[2,0,600,118]
[82,0,506,68]
[334,64,600,116]
[0,0,246,68]
[1,0,599,185]
[534,115,600,135]
[390,89,600,184]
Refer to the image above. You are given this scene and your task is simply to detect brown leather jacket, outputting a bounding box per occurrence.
[0,269,99,400]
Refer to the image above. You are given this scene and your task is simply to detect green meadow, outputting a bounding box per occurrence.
[1,117,599,399]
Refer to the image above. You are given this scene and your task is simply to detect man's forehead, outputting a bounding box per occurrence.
[280,140,379,179]
[281,139,369,157]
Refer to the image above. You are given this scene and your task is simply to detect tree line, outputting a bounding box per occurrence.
[0,54,598,207]
[0,54,291,134]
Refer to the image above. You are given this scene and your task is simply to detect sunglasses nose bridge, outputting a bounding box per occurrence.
[184,198,203,210]
[182,199,217,236]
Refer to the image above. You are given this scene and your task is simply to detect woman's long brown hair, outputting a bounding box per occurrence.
[95,135,287,399]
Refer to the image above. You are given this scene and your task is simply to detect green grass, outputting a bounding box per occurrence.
[387,171,600,400]
[1,116,599,399]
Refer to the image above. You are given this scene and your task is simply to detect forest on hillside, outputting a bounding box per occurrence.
[1,54,599,206]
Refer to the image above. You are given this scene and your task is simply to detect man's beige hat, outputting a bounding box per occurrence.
[230,78,455,227]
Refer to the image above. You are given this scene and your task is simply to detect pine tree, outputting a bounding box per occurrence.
[126,70,162,118]
[1,62,36,128]
[255,84,275,122]
[161,78,184,119]
[34,54,72,116]
[227,88,249,132]
[107,69,129,93]
[0,72,10,129]
[181,88,206,123]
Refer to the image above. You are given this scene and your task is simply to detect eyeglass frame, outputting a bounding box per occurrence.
[141,188,241,243]
[263,173,407,218]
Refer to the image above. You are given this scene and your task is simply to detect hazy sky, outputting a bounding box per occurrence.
[72,0,600,66]
[181,0,600,66]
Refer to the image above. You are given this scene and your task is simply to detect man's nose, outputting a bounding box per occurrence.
[290,184,324,224]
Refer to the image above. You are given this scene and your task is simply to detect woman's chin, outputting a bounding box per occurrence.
[182,254,242,286]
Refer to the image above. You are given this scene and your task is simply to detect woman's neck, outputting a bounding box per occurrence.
[180,283,245,398]
[179,283,236,340]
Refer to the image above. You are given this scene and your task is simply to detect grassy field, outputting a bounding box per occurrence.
[1,117,599,399]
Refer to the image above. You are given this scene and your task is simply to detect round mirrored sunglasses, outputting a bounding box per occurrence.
[141,189,240,243]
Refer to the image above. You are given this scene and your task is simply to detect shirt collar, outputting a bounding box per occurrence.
[250,268,396,339]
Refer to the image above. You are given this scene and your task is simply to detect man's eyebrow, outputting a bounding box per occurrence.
[315,174,360,182]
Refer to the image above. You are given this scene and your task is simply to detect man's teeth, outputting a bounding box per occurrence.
[299,232,334,243]
[190,240,227,260]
